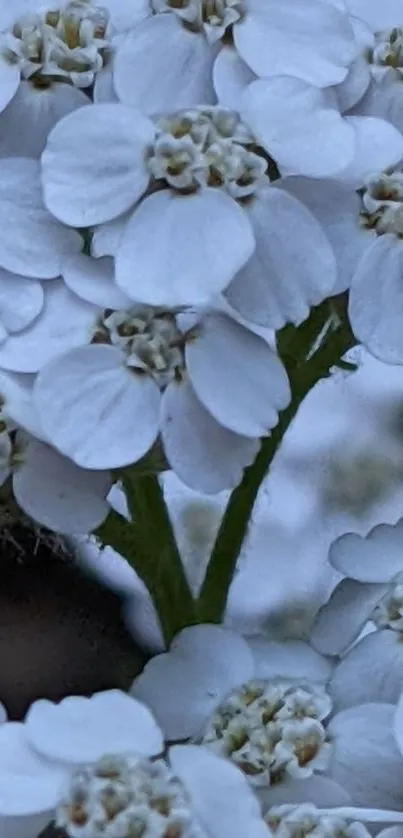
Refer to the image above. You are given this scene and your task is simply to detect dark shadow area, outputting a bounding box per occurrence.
[0,524,147,720]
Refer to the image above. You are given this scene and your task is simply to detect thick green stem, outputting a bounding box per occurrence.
[197,302,355,623]
[96,473,195,646]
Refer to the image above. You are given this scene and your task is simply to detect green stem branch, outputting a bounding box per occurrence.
[96,473,195,646]
[197,301,355,623]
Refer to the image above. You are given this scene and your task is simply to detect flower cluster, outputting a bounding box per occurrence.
[0,0,403,533]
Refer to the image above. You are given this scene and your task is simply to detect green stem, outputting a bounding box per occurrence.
[96,473,195,646]
[197,304,355,623]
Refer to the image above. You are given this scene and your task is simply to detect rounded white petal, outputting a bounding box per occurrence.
[114,15,216,115]
[241,79,355,178]
[42,104,154,226]
[329,520,403,582]
[186,313,290,437]
[0,81,88,159]
[310,579,388,656]
[345,0,403,31]
[247,637,332,682]
[13,435,111,534]
[34,344,160,469]
[0,58,20,114]
[170,745,268,838]
[330,631,403,712]
[63,253,131,308]
[0,269,43,334]
[131,625,255,740]
[161,379,260,493]
[0,721,67,815]
[349,236,403,364]
[234,0,357,86]
[0,158,81,279]
[225,186,337,328]
[0,281,98,372]
[327,703,403,808]
[277,176,369,294]
[26,690,163,765]
[213,47,256,110]
[261,775,351,808]
[337,116,403,188]
[116,189,255,307]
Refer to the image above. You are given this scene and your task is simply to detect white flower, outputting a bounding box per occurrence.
[110,0,358,116]
[42,103,338,324]
[310,519,403,711]
[0,0,112,157]
[57,747,269,838]
[130,624,332,771]
[32,305,290,491]
[0,689,268,838]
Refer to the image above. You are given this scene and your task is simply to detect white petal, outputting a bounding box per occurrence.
[234,0,357,86]
[113,15,216,115]
[170,745,268,838]
[0,269,43,333]
[349,236,403,364]
[0,281,98,372]
[0,722,67,815]
[213,47,256,110]
[0,58,20,114]
[131,625,255,740]
[34,344,160,469]
[333,57,371,114]
[242,79,355,178]
[331,16,373,113]
[93,66,118,103]
[329,520,403,582]
[42,104,154,226]
[0,370,44,440]
[26,690,163,764]
[12,434,111,535]
[344,0,403,30]
[261,776,351,809]
[337,116,403,188]
[310,579,388,656]
[0,81,88,159]
[276,176,369,294]
[247,637,332,682]
[63,252,131,308]
[91,214,130,258]
[330,631,403,712]
[352,72,403,137]
[0,158,81,279]
[327,703,403,808]
[161,379,260,493]
[116,189,255,307]
[186,313,290,437]
[101,0,149,31]
[225,186,337,328]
